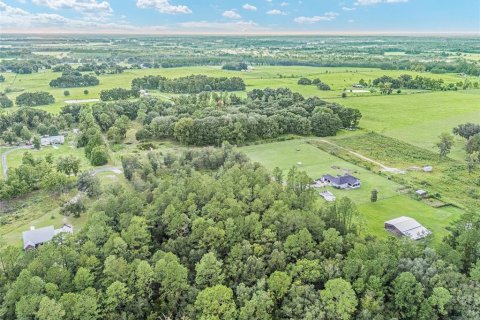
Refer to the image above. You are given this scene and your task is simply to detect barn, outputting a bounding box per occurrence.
[384,216,431,240]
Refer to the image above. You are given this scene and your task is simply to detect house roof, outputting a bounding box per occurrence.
[22,226,55,250]
[385,216,430,240]
[22,224,73,250]
[323,174,360,185]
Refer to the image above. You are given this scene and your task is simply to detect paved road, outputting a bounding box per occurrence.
[1,146,31,180]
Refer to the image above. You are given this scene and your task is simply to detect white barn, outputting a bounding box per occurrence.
[384,216,431,240]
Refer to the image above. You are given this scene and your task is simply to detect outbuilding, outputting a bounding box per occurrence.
[384,216,431,240]
[22,224,73,250]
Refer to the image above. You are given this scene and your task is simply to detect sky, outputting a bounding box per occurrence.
[0,0,479,34]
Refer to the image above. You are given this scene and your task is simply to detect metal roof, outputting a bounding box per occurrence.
[385,216,431,240]
[22,226,55,249]
[323,174,360,185]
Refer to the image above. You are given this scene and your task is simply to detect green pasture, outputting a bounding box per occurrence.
[330,90,480,161]
[1,66,477,113]
[240,139,462,244]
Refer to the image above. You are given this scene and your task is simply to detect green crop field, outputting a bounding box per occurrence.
[240,139,461,244]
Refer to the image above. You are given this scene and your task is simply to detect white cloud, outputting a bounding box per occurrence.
[242,3,257,11]
[136,0,192,14]
[342,6,356,11]
[222,10,241,19]
[294,12,338,24]
[355,0,407,5]
[31,0,112,13]
[267,9,286,15]
[177,20,268,33]
[280,1,289,6]
[0,1,28,14]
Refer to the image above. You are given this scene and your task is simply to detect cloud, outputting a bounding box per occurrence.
[177,20,268,33]
[267,9,286,15]
[342,6,356,11]
[294,12,338,24]
[136,0,192,14]
[222,10,241,19]
[280,1,289,6]
[355,0,407,5]
[242,3,257,11]
[31,0,112,13]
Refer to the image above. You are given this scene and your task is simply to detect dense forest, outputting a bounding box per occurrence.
[0,145,479,319]
[134,88,361,145]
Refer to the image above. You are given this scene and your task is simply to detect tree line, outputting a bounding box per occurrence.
[49,71,99,88]
[131,74,246,93]
[0,145,478,319]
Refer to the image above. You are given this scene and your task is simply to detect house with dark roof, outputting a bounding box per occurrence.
[320,174,361,189]
[22,224,73,250]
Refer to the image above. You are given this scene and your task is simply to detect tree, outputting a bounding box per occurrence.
[84,89,89,95]
[341,92,347,98]
[298,78,312,85]
[310,108,342,137]
[73,267,94,291]
[453,123,480,139]
[467,151,480,173]
[0,94,13,108]
[267,271,292,301]
[64,90,70,97]
[320,278,358,320]
[33,136,41,150]
[195,285,237,320]
[392,272,424,319]
[466,133,480,154]
[89,146,109,166]
[36,297,65,320]
[61,196,86,217]
[436,132,454,158]
[56,155,81,176]
[370,189,378,202]
[77,171,102,197]
[195,252,225,289]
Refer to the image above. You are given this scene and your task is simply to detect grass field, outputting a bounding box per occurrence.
[240,139,462,244]
[1,66,477,113]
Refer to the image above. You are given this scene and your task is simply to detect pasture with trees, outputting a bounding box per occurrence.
[0,33,480,319]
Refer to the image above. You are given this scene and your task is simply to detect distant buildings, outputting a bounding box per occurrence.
[384,216,431,240]
[41,135,65,146]
[320,174,361,189]
[22,224,73,250]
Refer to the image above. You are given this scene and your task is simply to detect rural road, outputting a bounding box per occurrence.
[1,146,31,180]
[91,166,122,175]
[318,139,406,174]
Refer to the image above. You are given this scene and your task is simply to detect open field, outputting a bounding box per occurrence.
[1,66,478,113]
[240,139,462,244]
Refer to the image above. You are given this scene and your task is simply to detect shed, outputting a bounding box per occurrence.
[384,216,431,240]
[415,189,428,197]
[423,166,433,172]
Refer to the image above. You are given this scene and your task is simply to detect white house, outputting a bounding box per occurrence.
[320,174,361,189]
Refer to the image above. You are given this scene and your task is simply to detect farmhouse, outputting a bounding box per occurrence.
[22,224,73,250]
[41,135,65,146]
[384,216,431,240]
[321,174,361,189]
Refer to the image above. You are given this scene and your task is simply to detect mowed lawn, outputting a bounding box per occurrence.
[240,140,462,244]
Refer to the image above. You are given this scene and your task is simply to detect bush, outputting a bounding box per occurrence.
[89,146,109,166]
[64,90,70,97]
[84,89,89,95]
[0,94,13,108]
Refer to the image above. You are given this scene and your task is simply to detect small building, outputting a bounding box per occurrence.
[321,174,361,189]
[415,189,428,197]
[352,84,364,88]
[320,190,336,202]
[139,89,149,96]
[22,224,73,250]
[41,135,65,146]
[384,216,431,240]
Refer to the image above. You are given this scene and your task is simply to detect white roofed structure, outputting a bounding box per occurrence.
[384,216,431,240]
